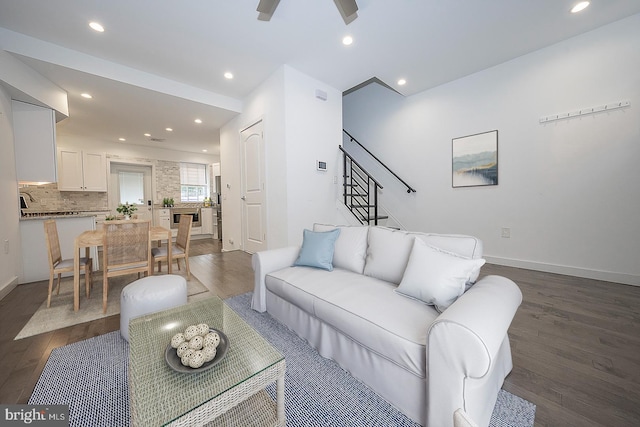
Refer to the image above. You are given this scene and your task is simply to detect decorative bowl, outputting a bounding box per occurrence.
[165,328,229,373]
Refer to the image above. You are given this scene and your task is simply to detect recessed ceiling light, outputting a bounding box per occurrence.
[571,1,590,13]
[118,138,126,142]
[397,79,407,86]
[165,127,173,132]
[202,149,208,153]
[144,133,151,137]
[81,93,92,99]
[342,36,353,46]
[194,118,202,124]
[89,22,104,32]
[224,72,234,79]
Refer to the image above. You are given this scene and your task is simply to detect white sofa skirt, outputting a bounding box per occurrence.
[265,290,428,424]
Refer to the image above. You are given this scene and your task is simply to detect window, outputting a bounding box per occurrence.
[118,171,144,204]
[180,162,209,202]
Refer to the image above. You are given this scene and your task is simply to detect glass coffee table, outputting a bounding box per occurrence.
[128,296,286,426]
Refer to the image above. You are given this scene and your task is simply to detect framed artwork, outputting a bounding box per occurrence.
[452,130,498,188]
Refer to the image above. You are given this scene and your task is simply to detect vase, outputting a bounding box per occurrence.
[124,215,131,220]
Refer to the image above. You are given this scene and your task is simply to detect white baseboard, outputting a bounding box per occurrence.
[485,255,640,287]
[0,276,19,301]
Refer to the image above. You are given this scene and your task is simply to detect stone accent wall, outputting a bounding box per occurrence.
[156,160,181,203]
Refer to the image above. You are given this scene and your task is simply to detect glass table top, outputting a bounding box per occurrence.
[128,295,284,426]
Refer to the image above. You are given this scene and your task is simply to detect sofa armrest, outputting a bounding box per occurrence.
[427,275,522,426]
[251,246,300,312]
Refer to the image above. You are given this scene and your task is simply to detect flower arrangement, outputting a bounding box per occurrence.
[116,202,138,217]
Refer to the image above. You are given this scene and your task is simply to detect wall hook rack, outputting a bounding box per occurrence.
[539,100,630,123]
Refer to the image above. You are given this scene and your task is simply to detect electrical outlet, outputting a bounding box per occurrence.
[501,228,511,238]
[228,238,234,245]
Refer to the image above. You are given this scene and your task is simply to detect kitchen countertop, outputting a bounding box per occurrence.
[19,212,108,221]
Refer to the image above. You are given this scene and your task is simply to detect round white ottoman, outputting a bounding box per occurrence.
[120,275,188,342]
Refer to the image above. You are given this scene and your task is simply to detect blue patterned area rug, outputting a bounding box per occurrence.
[29,293,535,427]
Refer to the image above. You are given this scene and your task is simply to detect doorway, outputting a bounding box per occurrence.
[240,120,267,253]
[109,163,153,222]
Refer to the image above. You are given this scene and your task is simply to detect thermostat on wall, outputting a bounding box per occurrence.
[317,160,327,171]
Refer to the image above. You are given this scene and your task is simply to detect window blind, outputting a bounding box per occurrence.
[180,163,207,185]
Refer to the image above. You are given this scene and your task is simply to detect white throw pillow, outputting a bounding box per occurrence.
[395,237,486,312]
[364,226,414,284]
[313,224,369,274]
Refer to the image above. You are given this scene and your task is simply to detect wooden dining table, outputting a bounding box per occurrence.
[73,224,172,312]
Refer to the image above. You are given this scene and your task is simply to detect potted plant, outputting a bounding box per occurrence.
[116,202,137,219]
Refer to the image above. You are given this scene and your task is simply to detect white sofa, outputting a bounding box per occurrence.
[252,225,522,427]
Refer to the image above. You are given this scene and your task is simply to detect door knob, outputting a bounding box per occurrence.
[241,196,246,200]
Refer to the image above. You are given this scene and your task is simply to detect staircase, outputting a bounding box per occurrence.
[340,146,386,225]
[340,130,416,226]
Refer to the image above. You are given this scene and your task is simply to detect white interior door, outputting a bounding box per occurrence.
[241,120,267,253]
[109,163,153,221]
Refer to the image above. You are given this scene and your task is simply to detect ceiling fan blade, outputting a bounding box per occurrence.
[334,0,358,24]
[257,0,280,21]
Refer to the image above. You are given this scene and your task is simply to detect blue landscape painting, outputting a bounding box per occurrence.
[452,130,498,187]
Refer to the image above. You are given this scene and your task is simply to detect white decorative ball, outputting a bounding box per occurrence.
[204,331,220,348]
[202,344,217,362]
[180,349,194,366]
[188,335,203,350]
[196,323,209,336]
[171,333,185,348]
[184,325,199,340]
[176,342,190,358]
[189,350,205,368]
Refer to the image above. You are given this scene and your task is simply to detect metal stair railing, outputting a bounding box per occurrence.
[343,129,416,194]
[339,146,387,225]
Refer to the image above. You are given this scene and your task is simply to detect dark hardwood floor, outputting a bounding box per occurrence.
[1,240,639,426]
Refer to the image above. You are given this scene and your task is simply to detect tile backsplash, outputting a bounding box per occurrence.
[19,183,109,212]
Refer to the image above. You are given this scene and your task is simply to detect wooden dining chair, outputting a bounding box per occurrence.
[152,214,192,279]
[102,220,152,313]
[43,219,92,307]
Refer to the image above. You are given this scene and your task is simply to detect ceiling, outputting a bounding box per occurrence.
[1,1,639,155]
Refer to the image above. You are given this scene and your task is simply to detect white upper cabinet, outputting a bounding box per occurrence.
[57,149,107,191]
[12,100,57,183]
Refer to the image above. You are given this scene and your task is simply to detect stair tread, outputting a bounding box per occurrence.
[363,215,389,220]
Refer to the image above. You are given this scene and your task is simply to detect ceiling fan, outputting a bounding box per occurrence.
[257,0,358,24]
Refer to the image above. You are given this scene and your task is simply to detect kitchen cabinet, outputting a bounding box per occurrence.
[57,149,107,191]
[12,100,57,183]
[154,208,177,237]
[19,215,97,284]
[201,207,214,235]
[155,208,171,229]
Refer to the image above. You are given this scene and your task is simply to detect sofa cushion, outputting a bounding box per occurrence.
[293,228,341,271]
[313,223,369,274]
[265,266,438,377]
[364,226,414,284]
[396,237,486,312]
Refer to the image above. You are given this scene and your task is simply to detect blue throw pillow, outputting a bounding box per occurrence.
[294,228,341,271]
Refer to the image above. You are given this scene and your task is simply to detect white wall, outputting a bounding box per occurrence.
[220,65,342,251]
[0,85,22,299]
[282,66,343,244]
[343,14,640,285]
